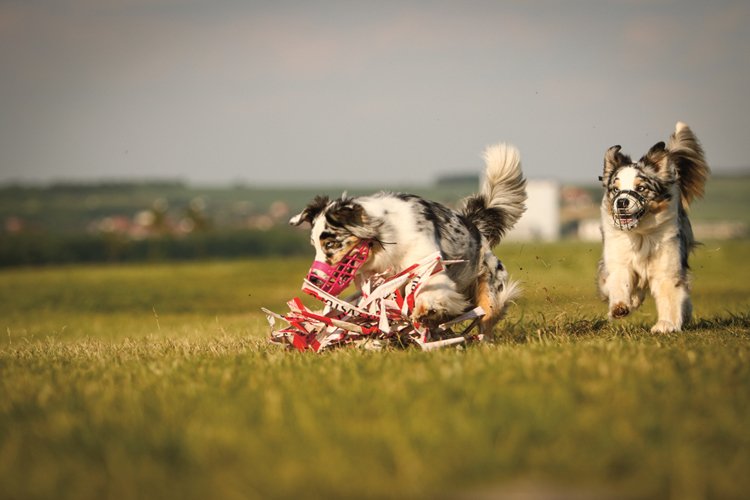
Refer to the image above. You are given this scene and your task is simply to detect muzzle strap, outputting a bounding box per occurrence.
[612,190,647,230]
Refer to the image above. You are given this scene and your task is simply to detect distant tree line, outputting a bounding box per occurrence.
[0,228,309,267]
[0,180,187,192]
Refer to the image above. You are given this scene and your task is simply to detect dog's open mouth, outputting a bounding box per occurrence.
[615,214,638,230]
[612,191,647,231]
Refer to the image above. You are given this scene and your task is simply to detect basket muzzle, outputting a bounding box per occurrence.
[305,241,371,296]
[612,190,647,230]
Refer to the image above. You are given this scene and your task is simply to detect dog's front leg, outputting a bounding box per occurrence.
[604,268,636,320]
[412,273,469,328]
[649,275,691,333]
[648,243,691,333]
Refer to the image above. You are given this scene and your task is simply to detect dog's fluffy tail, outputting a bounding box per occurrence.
[461,143,527,247]
[668,122,710,208]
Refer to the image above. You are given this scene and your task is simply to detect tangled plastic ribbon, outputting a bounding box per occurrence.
[264,252,485,352]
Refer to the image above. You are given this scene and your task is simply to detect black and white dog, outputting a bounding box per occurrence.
[290,143,527,336]
[598,122,710,333]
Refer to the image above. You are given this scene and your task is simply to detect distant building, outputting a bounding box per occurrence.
[506,180,560,241]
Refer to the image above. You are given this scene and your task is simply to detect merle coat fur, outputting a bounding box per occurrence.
[290,143,527,336]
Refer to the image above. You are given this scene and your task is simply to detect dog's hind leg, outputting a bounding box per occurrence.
[631,287,646,310]
[476,261,520,338]
[596,259,609,301]
[476,273,501,337]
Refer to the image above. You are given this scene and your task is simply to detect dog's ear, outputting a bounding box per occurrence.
[641,141,670,176]
[289,195,330,226]
[602,145,630,186]
[326,198,381,240]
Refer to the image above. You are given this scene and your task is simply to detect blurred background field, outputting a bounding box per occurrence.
[1,240,748,499]
[1,172,748,266]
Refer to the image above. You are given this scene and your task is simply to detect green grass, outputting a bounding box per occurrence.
[1,241,749,499]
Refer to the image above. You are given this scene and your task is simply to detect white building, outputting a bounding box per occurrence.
[505,179,560,242]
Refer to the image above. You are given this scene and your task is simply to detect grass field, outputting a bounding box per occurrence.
[1,241,749,499]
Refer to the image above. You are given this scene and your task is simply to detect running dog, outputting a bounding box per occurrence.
[290,143,527,336]
[598,122,710,333]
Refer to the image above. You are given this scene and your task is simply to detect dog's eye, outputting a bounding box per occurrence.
[324,241,340,250]
[611,187,619,194]
[636,185,646,192]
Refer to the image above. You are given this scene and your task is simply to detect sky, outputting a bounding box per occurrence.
[1,0,749,187]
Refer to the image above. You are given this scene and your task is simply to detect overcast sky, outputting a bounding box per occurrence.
[1,0,748,187]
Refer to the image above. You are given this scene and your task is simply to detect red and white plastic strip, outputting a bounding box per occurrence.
[264,252,485,352]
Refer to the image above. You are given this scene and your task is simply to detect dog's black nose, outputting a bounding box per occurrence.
[616,198,630,209]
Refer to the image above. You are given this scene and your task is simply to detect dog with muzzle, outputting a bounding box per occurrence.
[597,122,710,333]
[289,143,527,336]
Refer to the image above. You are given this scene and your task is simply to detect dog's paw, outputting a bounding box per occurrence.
[609,302,630,319]
[411,281,469,329]
[412,291,465,327]
[412,298,451,328]
[651,320,679,334]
